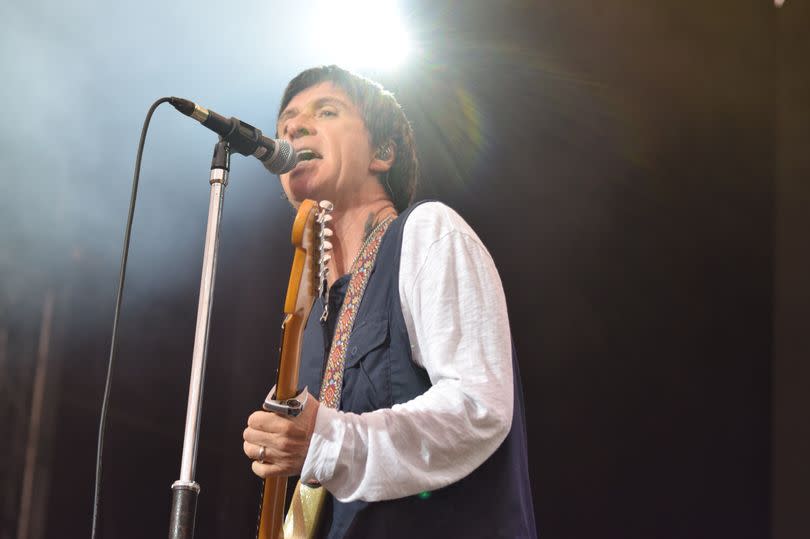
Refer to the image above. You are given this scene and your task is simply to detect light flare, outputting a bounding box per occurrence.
[311,0,412,71]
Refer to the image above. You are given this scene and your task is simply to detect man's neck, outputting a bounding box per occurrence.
[326,197,397,285]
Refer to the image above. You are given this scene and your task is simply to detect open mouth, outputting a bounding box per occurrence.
[296,149,322,162]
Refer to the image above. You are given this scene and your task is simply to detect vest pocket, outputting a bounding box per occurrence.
[342,317,392,413]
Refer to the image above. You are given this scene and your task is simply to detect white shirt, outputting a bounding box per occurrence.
[300,202,514,502]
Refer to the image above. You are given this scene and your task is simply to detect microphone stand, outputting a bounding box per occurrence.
[168,139,230,539]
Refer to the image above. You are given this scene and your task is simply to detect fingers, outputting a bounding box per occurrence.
[243,427,306,478]
[247,410,294,433]
[243,420,297,446]
[243,438,295,461]
[243,426,268,446]
[244,428,305,456]
[242,398,319,479]
[243,440,265,461]
[243,426,300,451]
[251,459,289,478]
[243,439,302,479]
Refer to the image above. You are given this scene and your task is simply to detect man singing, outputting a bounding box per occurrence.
[242,65,536,538]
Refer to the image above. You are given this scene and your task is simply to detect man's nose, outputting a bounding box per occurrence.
[286,117,315,140]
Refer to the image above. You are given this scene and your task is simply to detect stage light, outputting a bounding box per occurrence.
[311,0,412,71]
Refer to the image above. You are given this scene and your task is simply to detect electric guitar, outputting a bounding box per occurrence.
[257,199,332,539]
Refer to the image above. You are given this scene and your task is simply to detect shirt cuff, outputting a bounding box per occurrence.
[300,405,342,485]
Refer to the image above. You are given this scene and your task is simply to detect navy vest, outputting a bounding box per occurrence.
[297,203,537,538]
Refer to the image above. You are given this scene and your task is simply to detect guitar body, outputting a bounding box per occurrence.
[257,199,331,539]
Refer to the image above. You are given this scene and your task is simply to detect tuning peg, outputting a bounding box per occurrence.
[320,254,332,265]
[320,226,333,238]
[319,200,334,211]
[319,213,333,224]
[322,240,333,251]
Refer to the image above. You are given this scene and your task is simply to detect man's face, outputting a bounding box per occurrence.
[276,82,375,207]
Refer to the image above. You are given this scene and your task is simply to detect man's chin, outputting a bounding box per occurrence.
[288,180,310,201]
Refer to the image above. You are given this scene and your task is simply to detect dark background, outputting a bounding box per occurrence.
[1,1,808,538]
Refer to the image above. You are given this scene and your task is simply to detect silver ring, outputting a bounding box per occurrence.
[257,445,266,463]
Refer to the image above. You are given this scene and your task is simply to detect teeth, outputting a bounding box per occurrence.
[296,149,321,161]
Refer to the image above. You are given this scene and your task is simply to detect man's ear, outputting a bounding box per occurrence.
[369,141,396,173]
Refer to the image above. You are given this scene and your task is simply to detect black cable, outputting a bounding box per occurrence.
[91,97,172,539]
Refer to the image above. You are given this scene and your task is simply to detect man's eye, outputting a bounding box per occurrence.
[318,109,337,117]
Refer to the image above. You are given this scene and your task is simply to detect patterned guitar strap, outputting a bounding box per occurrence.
[283,215,395,539]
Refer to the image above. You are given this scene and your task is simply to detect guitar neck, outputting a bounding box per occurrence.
[256,199,330,539]
[275,313,307,400]
[258,477,288,539]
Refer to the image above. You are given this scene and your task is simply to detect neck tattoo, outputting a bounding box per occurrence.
[362,207,397,240]
[362,212,376,241]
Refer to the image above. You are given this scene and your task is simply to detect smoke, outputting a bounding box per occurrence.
[0,0,318,326]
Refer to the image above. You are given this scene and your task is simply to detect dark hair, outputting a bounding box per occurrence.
[277,65,418,212]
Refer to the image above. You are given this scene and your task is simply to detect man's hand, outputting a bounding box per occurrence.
[242,391,320,478]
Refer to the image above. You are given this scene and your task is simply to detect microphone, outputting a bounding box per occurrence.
[169,97,297,174]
